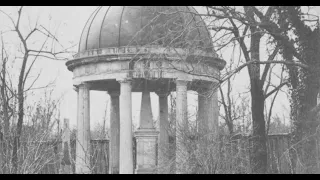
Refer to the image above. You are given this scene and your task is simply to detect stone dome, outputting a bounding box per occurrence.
[78,6,215,53]
[66,6,226,89]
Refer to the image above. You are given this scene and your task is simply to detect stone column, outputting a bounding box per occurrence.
[76,83,91,174]
[175,79,188,174]
[155,91,170,173]
[118,78,134,174]
[134,87,159,174]
[197,85,219,164]
[198,88,209,135]
[108,91,120,174]
[209,88,220,164]
[198,86,219,138]
[208,88,219,139]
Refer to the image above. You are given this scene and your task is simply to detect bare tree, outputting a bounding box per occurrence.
[247,6,320,173]
[0,31,18,173]
[194,6,288,173]
[0,6,73,173]
[201,6,320,174]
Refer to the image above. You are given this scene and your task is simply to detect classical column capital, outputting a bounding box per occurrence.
[155,90,170,98]
[197,87,210,97]
[73,86,79,92]
[116,77,132,84]
[108,91,120,97]
[78,82,91,89]
[175,79,190,87]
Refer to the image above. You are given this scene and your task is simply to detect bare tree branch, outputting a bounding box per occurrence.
[260,44,280,88]
[264,81,288,99]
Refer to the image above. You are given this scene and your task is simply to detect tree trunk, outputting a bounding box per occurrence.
[246,16,267,173]
[285,19,320,173]
[0,58,9,174]
[12,53,27,174]
[250,84,267,173]
[290,72,320,173]
[249,40,267,173]
[12,89,23,174]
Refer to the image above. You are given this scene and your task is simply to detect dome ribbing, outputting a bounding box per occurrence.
[78,6,215,53]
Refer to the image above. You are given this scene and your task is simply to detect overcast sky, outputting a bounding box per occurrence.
[1,6,319,131]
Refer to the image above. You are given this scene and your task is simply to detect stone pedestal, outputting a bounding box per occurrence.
[134,87,159,174]
[75,83,91,174]
[134,129,159,174]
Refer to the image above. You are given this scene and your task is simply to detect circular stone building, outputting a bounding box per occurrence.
[66,6,226,174]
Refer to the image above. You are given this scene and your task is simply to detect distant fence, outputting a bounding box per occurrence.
[10,120,291,174]
[37,139,109,174]
[37,119,111,174]
[222,133,291,173]
[37,134,291,174]
[0,120,293,174]
[39,138,139,174]
[266,134,291,173]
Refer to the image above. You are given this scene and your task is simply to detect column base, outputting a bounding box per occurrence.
[135,167,156,174]
[134,128,159,174]
[76,166,91,174]
[109,167,119,174]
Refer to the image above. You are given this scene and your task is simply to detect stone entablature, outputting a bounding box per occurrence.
[66,46,225,86]
[67,46,226,71]
[71,61,220,85]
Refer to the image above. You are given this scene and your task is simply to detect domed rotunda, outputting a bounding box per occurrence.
[66,6,226,174]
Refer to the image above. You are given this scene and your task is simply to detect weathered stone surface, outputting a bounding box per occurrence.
[68,47,222,87]
[208,89,219,140]
[134,85,159,174]
[175,79,189,174]
[109,91,120,174]
[156,91,170,173]
[134,129,158,174]
[119,78,134,174]
[76,83,91,174]
[139,89,154,129]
